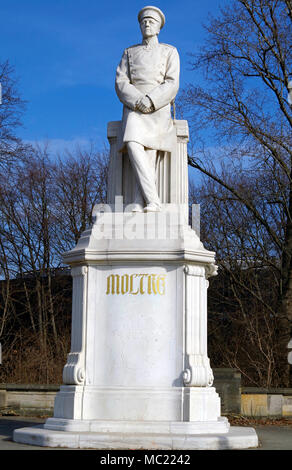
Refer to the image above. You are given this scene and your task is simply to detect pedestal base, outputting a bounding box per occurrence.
[13,419,258,449]
[52,386,221,422]
[13,209,259,450]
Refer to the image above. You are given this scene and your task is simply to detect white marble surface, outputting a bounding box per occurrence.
[86,264,181,388]
[13,209,258,448]
[43,416,229,433]
[62,207,212,265]
[43,209,222,424]
[53,386,221,422]
[13,424,258,450]
[53,244,221,422]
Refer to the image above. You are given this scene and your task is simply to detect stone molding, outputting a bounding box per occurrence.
[62,266,88,385]
[183,264,214,387]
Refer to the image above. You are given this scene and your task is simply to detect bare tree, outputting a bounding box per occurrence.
[0,60,28,167]
[0,146,57,346]
[180,0,292,384]
[0,142,109,383]
[52,145,108,253]
[190,176,282,386]
[0,56,109,383]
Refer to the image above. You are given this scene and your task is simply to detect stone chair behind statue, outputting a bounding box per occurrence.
[107,120,189,209]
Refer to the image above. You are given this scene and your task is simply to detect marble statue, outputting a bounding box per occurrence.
[115,6,180,212]
[13,6,258,450]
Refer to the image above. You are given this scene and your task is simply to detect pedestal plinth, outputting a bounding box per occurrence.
[13,207,258,449]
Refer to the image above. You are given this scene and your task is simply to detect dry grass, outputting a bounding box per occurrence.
[225,414,292,427]
[0,330,70,384]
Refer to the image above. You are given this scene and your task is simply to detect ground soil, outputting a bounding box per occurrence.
[225,414,292,427]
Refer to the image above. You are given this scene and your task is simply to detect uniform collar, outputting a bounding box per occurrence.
[142,35,159,49]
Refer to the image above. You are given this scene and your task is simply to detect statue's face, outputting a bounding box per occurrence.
[139,16,161,38]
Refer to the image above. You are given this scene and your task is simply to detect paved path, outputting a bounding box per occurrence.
[251,425,292,450]
[1,416,292,450]
[0,417,61,450]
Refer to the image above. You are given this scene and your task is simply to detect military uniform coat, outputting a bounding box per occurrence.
[115,38,180,153]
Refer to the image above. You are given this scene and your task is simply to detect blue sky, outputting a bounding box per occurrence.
[1,0,223,153]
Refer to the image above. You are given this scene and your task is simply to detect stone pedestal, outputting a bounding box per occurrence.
[13,208,258,449]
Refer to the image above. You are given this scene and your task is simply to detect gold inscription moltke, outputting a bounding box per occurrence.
[106,274,166,295]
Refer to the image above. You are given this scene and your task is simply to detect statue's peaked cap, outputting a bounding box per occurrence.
[138,6,165,29]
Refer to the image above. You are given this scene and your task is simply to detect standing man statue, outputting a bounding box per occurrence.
[115,6,180,212]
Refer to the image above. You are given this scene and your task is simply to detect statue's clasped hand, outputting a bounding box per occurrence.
[135,96,154,114]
